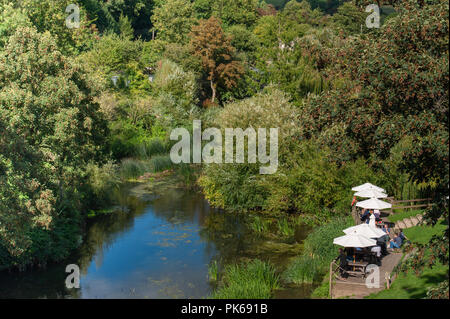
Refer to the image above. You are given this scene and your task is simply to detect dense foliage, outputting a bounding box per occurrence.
[0,0,448,296]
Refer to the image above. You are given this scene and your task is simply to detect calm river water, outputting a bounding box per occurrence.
[0,183,313,299]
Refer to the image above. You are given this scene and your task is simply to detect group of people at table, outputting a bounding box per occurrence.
[336,202,409,279]
[358,206,408,250]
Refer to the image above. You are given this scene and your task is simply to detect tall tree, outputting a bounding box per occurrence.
[189,17,244,104]
[151,0,197,44]
[0,27,108,262]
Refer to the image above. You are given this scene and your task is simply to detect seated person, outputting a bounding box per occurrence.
[389,233,403,249]
[374,209,381,220]
[360,210,370,222]
[376,237,388,255]
[370,245,382,265]
[365,210,374,224]
[337,248,348,279]
[382,224,390,234]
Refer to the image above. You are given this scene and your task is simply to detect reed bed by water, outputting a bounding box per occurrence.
[282,217,353,285]
[208,260,219,282]
[211,259,280,299]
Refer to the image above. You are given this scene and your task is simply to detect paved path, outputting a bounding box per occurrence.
[331,252,403,299]
[332,207,424,299]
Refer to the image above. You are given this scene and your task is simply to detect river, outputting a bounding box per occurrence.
[0,181,314,299]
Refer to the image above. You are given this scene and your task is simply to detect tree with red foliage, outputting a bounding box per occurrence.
[189,17,244,104]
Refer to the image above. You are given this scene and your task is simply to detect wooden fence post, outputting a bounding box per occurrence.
[329,262,333,299]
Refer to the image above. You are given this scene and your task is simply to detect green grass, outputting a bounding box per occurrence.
[148,155,173,173]
[310,276,330,299]
[282,255,322,284]
[119,155,173,180]
[388,209,423,223]
[208,260,219,282]
[136,139,167,159]
[282,217,353,288]
[403,220,447,245]
[367,220,448,299]
[249,215,271,234]
[211,259,280,299]
[366,261,447,299]
[119,158,149,180]
[277,218,295,238]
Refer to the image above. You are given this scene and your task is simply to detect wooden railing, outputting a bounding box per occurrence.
[386,198,432,214]
[329,260,340,299]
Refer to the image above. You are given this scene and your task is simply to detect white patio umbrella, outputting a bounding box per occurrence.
[356,198,392,210]
[352,183,385,193]
[343,224,386,239]
[333,233,377,248]
[354,189,387,199]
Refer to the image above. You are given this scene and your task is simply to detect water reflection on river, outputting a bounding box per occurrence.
[0,183,313,299]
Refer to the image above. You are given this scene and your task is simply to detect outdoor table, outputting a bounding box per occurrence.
[346,261,368,278]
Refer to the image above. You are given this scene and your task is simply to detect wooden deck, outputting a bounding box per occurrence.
[331,252,403,299]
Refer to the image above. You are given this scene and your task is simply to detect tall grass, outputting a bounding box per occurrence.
[177,163,198,189]
[282,255,321,284]
[277,217,295,238]
[148,155,173,172]
[249,215,271,234]
[211,260,280,299]
[119,158,149,180]
[136,139,167,159]
[208,260,219,282]
[119,155,173,180]
[282,217,353,285]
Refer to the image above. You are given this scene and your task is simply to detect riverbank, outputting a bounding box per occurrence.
[0,169,316,299]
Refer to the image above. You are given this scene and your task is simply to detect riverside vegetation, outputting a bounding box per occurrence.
[0,0,448,298]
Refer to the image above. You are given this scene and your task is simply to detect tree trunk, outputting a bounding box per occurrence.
[210,80,216,104]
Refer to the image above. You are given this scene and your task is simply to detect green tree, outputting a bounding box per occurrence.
[151,0,197,44]
[0,2,32,47]
[0,27,108,265]
[17,0,97,55]
[300,0,449,278]
[192,0,259,27]
[332,1,366,35]
[118,13,134,40]
[99,0,155,38]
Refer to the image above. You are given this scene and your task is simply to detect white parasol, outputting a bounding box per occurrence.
[343,223,386,239]
[356,198,392,210]
[333,233,377,248]
[354,189,387,199]
[352,183,385,193]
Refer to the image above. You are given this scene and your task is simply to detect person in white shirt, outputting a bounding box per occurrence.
[371,245,382,265]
